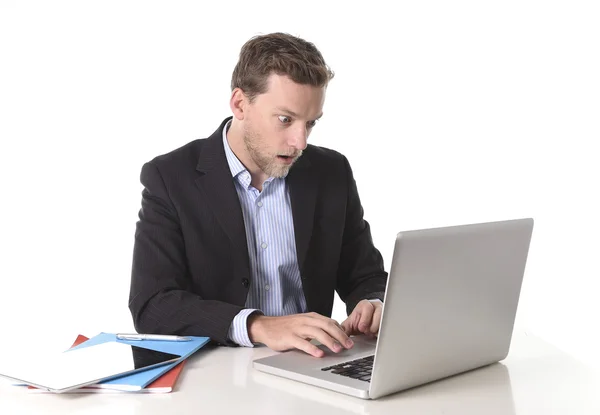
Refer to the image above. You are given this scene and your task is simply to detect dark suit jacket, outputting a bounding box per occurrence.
[128,117,387,345]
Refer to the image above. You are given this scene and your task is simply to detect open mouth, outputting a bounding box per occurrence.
[277,155,295,164]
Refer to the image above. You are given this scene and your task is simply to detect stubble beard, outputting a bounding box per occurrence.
[243,125,302,178]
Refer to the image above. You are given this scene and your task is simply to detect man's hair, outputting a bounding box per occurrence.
[231,32,334,102]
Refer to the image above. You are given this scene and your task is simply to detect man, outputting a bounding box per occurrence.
[129,32,387,358]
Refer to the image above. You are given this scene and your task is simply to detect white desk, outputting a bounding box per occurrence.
[1,332,599,415]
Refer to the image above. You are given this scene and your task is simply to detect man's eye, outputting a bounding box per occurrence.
[278,116,291,124]
[307,120,318,128]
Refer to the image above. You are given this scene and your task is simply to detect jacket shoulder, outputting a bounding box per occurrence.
[147,139,204,170]
[303,144,349,171]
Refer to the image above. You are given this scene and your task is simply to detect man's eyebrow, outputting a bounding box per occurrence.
[275,107,299,117]
[275,107,324,120]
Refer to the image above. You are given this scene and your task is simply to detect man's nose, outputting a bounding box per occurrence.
[289,127,308,150]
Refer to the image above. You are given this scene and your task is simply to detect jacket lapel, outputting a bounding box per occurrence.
[194,119,251,275]
[287,155,317,275]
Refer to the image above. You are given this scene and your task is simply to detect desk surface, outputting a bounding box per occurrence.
[1,331,599,415]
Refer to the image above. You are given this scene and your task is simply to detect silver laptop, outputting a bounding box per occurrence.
[253,218,534,400]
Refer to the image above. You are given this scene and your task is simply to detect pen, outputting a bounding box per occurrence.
[116,333,192,342]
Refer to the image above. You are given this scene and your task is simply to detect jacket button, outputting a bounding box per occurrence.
[241,278,249,288]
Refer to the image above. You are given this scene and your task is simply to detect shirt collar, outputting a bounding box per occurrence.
[222,120,279,188]
[222,120,249,180]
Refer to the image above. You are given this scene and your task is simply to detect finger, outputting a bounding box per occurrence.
[291,336,325,358]
[369,304,382,335]
[340,318,352,335]
[307,312,353,338]
[333,319,345,331]
[344,307,363,335]
[357,303,374,333]
[313,317,354,349]
[308,312,346,330]
[307,312,347,330]
[341,314,357,334]
[301,326,344,354]
[324,316,346,332]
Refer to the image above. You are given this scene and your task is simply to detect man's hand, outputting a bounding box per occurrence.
[247,312,354,358]
[341,300,383,337]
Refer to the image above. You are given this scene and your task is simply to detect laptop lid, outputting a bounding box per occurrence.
[369,218,534,399]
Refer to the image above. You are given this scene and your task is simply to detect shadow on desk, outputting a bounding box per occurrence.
[250,362,516,415]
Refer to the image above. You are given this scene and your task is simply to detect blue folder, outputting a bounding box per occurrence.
[68,332,210,391]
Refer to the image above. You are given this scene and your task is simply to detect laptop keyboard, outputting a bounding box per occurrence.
[321,355,374,382]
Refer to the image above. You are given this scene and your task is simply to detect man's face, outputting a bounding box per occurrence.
[243,74,325,178]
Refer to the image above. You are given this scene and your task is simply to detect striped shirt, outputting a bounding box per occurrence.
[223,121,307,347]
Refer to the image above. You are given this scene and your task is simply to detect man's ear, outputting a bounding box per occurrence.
[230,88,248,120]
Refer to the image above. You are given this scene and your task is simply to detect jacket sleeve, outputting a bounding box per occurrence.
[335,156,388,315]
[128,161,242,344]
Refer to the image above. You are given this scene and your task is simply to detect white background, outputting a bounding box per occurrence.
[0,1,598,368]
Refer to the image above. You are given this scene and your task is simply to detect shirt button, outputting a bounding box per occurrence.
[241,278,249,288]
[257,201,263,207]
[265,284,270,291]
[261,242,268,249]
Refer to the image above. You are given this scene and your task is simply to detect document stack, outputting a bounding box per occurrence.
[5,332,210,394]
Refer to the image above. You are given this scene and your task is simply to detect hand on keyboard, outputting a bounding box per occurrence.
[341,299,382,337]
[247,312,355,357]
